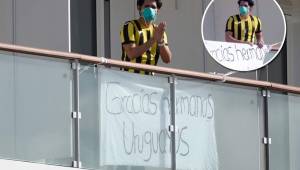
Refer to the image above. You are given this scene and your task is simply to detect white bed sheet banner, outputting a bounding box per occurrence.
[204,40,272,71]
[99,69,218,170]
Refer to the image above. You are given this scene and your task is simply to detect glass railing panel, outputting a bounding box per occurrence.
[269,92,300,170]
[80,67,171,170]
[79,64,100,169]
[175,78,262,170]
[0,53,73,167]
[0,53,15,158]
[287,95,300,170]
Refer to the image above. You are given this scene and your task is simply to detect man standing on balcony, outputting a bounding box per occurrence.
[225,0,265,48]
[120,0,172,75]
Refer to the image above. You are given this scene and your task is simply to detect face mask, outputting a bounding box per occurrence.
[141,7,157,23]
[239,6,249,16]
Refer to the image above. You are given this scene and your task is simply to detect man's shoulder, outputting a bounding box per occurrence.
[249,15,262,21]
[123,19,136,26]
[229,14,238,18]
[251,15,261,19]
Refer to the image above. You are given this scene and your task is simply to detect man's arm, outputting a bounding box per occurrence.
[255,17,264,48]
[225,17,250,44]
[123,39,172,63]
[123,22,172,63]
[121,21,155,60]
[255,32,264,48]
[225,31,253,45]
[123,39,155,60]
[155,22,172,64]
[159,44,172,64]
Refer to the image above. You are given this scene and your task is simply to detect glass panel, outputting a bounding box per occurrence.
[79,64,100,169]
[0,53,73,167]
[269,93,300,170]
[80,67,171,170]
[176,78,261,170]
[0,53,15,158]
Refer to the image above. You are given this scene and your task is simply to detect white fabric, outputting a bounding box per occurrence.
[204,40,271,71]
[99,69,218,170]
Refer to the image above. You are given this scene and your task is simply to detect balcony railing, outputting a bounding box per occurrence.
[0,42,299,170]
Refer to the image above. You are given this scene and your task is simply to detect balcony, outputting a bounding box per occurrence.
[0,43,299,170]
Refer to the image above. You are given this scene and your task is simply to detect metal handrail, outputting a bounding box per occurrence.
[0,42,299,94]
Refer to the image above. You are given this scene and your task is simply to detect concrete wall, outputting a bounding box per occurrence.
[287,19,300,86]
[0,0,69,51]
[15,0,69,51]
[0,0,13,44]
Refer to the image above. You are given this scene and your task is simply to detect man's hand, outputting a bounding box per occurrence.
[153,22,172,64]
[257,40,264,49]
[154,22,166,43]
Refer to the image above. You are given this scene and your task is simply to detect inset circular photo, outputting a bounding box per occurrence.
[201,0,286,71]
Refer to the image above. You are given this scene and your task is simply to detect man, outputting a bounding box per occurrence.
[225,0,264,48]
[120,0,172,75]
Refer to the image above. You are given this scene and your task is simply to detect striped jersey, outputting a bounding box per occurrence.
[120,19,168,75]
[225,15,262,43]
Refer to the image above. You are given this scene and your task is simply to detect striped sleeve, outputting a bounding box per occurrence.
[255,17,262,33]
[225,16,234,32]
[120,21,136,45]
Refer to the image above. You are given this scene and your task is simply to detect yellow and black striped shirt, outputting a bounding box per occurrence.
[225,15,262,43]
[120,19,168,75]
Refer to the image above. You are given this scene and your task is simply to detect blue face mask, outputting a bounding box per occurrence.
[239,6,249,16]
[142,7,157,23]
